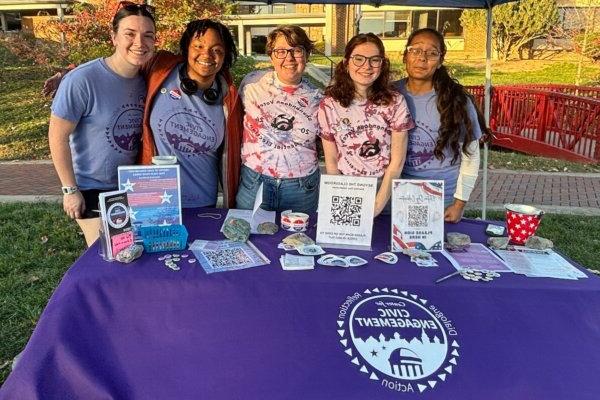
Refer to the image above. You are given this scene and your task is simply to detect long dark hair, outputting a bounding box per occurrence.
[179,19,238,72]
[405,28,488,164]
[325,33,395,108]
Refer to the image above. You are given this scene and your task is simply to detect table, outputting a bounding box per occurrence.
[2,208,600,399]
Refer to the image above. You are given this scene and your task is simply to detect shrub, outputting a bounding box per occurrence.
[230,56,257,86]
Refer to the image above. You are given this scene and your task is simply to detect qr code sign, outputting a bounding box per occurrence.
[204,248,252,268]
[407,205,429,227]
[330,196,362,226]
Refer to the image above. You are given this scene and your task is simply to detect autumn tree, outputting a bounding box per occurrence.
[461,0,560,61]
[44,0,231,64]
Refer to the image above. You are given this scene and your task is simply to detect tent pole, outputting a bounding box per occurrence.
[482,5,493,220]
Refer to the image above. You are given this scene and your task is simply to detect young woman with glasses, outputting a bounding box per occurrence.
[317,33,414,216]
[49,2,156,245]
[235,25,322,214]
[396,28,485,223]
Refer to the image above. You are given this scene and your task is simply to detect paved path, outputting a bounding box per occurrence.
[1,161,599,215]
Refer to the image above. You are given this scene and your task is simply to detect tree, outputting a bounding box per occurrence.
[43,0,231,64]
[549,1,600,85]
[461,0,560,61]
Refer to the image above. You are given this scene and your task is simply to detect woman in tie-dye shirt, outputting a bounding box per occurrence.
[317,33,414,216]
[236,25,322,214]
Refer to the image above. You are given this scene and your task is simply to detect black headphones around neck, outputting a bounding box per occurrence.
[178,64,222,105]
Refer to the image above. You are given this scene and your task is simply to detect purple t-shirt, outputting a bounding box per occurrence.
[396,79,482,204]
[51,58,146,190]
[149,65,224,207]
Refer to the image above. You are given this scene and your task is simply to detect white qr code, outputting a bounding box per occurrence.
[204,248,252,268]
[330,196,362,226]
[408,205,429,227]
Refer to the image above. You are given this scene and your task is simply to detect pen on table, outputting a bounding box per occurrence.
[435,270,460,284]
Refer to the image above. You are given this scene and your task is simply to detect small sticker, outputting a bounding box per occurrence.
[169,88,182,100]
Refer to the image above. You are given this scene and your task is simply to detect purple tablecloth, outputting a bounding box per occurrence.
[2,208,600,399]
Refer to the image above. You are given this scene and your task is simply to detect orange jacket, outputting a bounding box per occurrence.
[137,51,243,208]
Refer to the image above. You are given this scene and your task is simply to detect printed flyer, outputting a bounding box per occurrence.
[316,174,377,251]
[391,179,444,252]
[118,165,182,230]
[98,190,134,260]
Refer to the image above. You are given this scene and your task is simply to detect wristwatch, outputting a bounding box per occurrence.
[61,185,79,195]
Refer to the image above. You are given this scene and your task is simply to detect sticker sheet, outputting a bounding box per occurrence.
[189,240,270,274]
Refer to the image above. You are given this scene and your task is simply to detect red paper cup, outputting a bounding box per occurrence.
[504,204,544,245]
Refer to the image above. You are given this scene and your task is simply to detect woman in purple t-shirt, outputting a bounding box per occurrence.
[397,28,488,223]
[48,4,156,246]
[317,33,414,216]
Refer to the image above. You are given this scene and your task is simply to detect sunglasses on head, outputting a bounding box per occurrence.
[117,1,155,18]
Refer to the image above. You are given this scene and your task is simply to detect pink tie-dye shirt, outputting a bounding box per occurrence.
[240,70,322,178]
[317,93,414,177]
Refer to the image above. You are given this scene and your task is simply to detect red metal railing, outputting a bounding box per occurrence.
[465,84,600,163]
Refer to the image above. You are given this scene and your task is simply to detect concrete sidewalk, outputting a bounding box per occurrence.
[1,161,599,215]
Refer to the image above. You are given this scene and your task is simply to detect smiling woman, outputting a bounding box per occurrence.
[48,3,156,246]
[395,28,488,223]
[317,33,414,217]
[236,25,323,214]
[137,20,243,211]
[45,18,244,231]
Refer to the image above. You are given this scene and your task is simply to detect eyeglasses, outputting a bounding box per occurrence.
[271,47,305,59]
[349,54,384,68]
[117,1,156,18]
[406,46,441,60]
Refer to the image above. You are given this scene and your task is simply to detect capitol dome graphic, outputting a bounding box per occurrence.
[338,288,460,394]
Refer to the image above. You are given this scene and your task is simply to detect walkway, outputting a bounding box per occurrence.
[1,161,599,215]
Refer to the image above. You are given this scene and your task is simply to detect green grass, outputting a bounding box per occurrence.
[465,210,600,271]
[0,43,54,161]
[0,203,85,383]
[487,148,600,173]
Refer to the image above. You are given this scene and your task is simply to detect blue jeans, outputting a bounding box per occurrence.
[236,165,320,214]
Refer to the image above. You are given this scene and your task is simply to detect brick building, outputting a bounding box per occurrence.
[224,2,469,56]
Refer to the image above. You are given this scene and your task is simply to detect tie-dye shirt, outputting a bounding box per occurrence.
[317,93,414,177]
[240,70,322,178]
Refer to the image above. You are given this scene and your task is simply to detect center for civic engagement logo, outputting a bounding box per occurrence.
[337,288,460,394]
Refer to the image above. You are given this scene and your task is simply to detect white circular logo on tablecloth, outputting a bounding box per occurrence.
[337,288,460,394]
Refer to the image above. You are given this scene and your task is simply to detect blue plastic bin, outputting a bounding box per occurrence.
[139,224,188,253]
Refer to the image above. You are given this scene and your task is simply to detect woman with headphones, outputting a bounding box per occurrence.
[138,19,242,209]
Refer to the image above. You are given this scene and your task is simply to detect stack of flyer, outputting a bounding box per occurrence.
[98,190,134,261]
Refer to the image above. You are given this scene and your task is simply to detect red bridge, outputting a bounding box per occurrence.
[466,84,600,164]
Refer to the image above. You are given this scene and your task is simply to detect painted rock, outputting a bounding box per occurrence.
[115,244,144,263]
[257,221,279,235]
[446,232,471,249]
[525,235,553,250]
[223,217,251,242]
[487,237,510,250]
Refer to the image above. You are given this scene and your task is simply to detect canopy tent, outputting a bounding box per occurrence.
[248,0,520,218]
[254,1,514,7]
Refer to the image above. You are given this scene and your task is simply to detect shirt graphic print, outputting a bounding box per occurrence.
[240,70,322,178]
